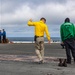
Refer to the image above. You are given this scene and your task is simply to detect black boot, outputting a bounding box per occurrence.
[58,59,63,66]
[62,59,67,67]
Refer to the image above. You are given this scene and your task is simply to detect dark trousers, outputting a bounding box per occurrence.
[3,36,6,43]
[0,36,1,43]
[64,38,75,62]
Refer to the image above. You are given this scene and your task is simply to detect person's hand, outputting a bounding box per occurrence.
[61,42,64,44]
[48,40,51,44]
[29,19,32,22]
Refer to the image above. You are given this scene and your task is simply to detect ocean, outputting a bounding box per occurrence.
[7,37,61,43]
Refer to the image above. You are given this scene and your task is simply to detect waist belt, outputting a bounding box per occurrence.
[35,36,43,37]
[34,36,43,41]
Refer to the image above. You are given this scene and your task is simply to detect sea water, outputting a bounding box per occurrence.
[7,37,61,43]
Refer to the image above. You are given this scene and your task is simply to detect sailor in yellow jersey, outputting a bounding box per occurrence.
[28,17,51,64]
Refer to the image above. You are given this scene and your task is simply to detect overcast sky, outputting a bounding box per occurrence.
[0,0,75,37]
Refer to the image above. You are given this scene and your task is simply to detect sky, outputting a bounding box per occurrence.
[0,0,75,37]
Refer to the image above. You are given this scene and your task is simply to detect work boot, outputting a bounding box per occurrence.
[66,59,71,64]
[67,61,71,64]
[39,60,43,64]
[58,59,63,66]
[62,59,67,67]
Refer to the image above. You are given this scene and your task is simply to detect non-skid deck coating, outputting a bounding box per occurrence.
[0,43,75,75]
[0,43,66,56]
[0,43,66,62]
[0,54,61,62]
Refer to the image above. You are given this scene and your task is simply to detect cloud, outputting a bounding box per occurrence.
[0,0,75,37]
[1,0,75,25]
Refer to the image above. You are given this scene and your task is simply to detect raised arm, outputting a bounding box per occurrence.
[27,19,36,26]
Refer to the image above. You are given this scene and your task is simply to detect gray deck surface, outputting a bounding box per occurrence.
[0,43,75,75]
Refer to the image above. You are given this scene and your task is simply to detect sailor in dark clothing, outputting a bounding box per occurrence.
[0,30,2,43]
[2,29,6,43]
[60,18,75,64]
